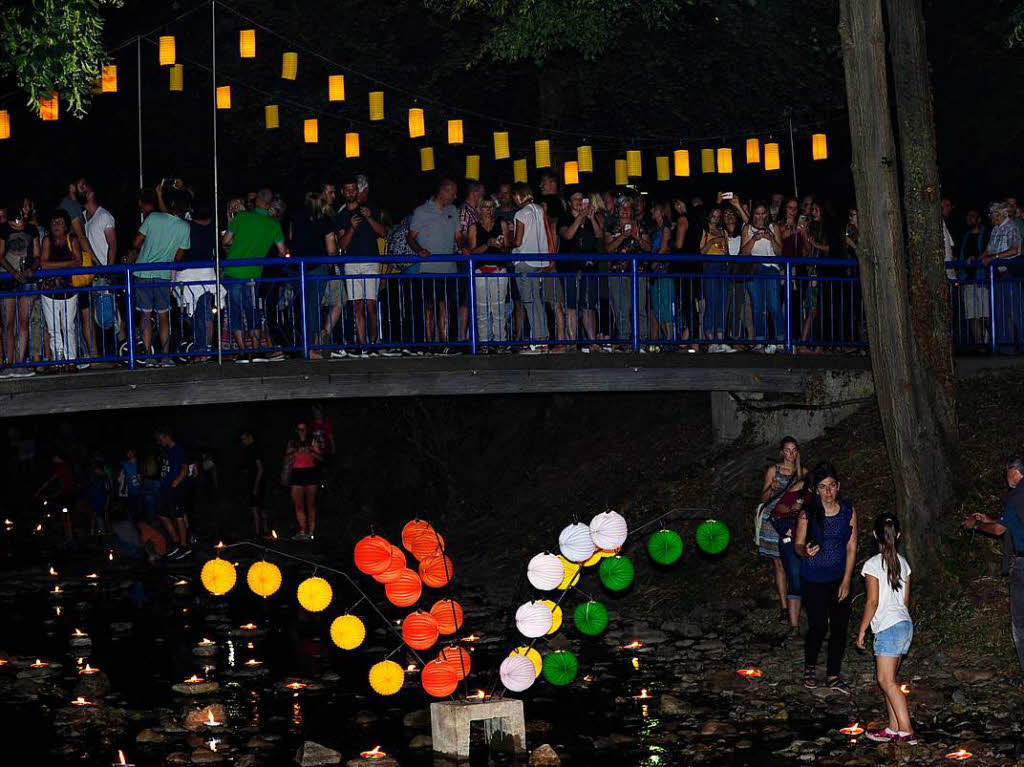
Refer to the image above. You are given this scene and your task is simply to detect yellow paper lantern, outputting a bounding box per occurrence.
[159,36,175,66]
[216,86,231,110]
[626,150,642,177]
[369,660,404,696]
[201,558,236,596]
[409,108,425,138]
[169,64,183,92]
[509,646,543,677]
[717,147,733,174]
[246,560,282,597]
[420,146,435,172]
[297,576,332,612]
[564,160,579,186]
[239,29,255,58]
[746,138,760,164]
[540,599,563,634]
[656,155,670,182]
[281,52,298,80]
[345,132,360,158]
[577,145,593,173]
[369,91,384,121]
[39,92,59,121]
[764,142,781,171]
[812,132,828,161]
[447,119,463,145]
[701,148,716,173]
[466,155,481,181]
[330,615,366,650]
[614,159,627,186]
[100,65,117,94]
[493,131,510,160]
[673,149,690,177]
[0,110,9,140]
[513,158,528,184]
[304,118,318,143]
[582,548,614,567]
[265,105,279,129]
[557,555,581,590]
[328,75,345,101]
[534,139,551,169]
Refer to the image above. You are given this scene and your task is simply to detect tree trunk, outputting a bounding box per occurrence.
[838,0,959,577]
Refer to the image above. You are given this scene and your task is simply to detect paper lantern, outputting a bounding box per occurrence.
[330,615,366,650]
[746,138,760,164]
[369,91,384,121]
[717,147,733,174]
[264,105,279,129]
[372,546,408,583]
[577,145,593,173]
[564,161,579,186]
[557,555,581,590]
[438,646,471,679]
[626,150,642,177]
[216,86,231,110]
[599,556,634,592]
[465,155,480,181]
[408,108,425,138]
[515,601,553,638]
[419,553,453,588]
[355,535,395,575]
[583,549,613,567]
[430,599,463,634]
[281,52,298,80]
[647,529,683,565]
[674,149,690,177]
[169,64,183,92]
[539,599,562,634]
[385,568,422,607]
[701,148,716,173]
[509,646,542,677]
[100,65,117,93]
[589,510,628,550]
[494,131,510,160]
[402,611,440,650]
[534,140,551,168]
[696,519,731,555]
[402,520,434,550]
[573,601,608,636]
[410,530,444,561]
[328,75,345,101]
[513,158,528,184]
[656,155,670,182]
[246,560,282,597]
[0,111,8,140]
[159,36,175,66]
[812,132,828,161]
[447,119,464,145]
[527,553,564,591]
[422,659,459,697]
[297,576,332,612]
[764,142,781,171]
[201,558,236,595]
[369,660,404,696]
[614,159,627,186]
[39,92,59,121]
[559,522,596,563]
[239,29,255,58]
[420,147,435,172]
[304,119,318,143]
[500,654,537,692]
[542,650,578,686]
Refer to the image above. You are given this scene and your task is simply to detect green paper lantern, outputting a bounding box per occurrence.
[542,650,578,686]
[573,600,609,636]
[647,529,683,565]
[598,556,635,592]
[696,519,730,555]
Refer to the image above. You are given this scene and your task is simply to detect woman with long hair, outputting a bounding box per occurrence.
[285,422,323,541]
[291,192,337,356]
[700,205,733,352]
[670,198,697,351]
[800,201,833,350]
[558,191,601,352]
[39,210,83,371]
[741,201,783,351]
[758,437,805,626]
[722,199,750,343]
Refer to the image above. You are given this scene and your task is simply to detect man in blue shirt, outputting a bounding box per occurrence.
[156,426,191,559]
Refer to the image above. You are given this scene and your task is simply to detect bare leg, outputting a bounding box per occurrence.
[291,486,306,534]
[582,309,597,341]
[458,305,469,342]
[81,306,96,358]
[353,299,366,345]
[367,300,379,343]
[437,301,449,343]
[157,311,170,353]
[788,597,801,629]
[514,301,524,341]
[424,304,436,343]
[877,656,912,733]
[773,559,787,611]
[566,308,578,342]
[17,298,32,363]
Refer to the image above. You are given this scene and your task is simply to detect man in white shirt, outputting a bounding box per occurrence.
[79,179,117,364]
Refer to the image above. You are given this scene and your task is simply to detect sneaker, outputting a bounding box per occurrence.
[329,349,348,359]
[0,368,11,378]
[11,367,36,378]
[265,352,286,362]
[250,355,268,363]
[720,344,739,353]
[865,728,898,743]
[708,343,724,353]
[159,358,175,367]
[764,344,780,354]
[291,531,309,542]
[349,350,364,358]
[76,362,92,370]
[896,733,918,746]
[580,346,591,354]
[521,345,543,355]
[379,349,402,357]
[802,668,816,689]
[827,677,851,695]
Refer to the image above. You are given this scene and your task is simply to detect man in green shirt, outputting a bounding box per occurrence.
[220,188,287,357]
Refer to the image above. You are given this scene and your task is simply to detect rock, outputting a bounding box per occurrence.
[74,671,112,699]
[528,744,561,766]
[409,734,432,749]
[183,704,227,731]
[235,755,257,767]
[166,752,189,766]
[137,728,168,744]
[294,741,341,766]
[402,709,430,730]
[190,749,224,764]
[700,721,737,736]
[173,681,221,696]
[345,759,399,767]
[953,669,994,685]
[246,736,276,750]
[660,694,691,715]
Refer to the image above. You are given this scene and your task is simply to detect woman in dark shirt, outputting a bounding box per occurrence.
[290,193,337,356]
[559,192,601,351]
[468,198,508,348]
[178,200,217,360]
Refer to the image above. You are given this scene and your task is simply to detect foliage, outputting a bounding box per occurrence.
[1010,3,1024,48]
[0,0,122,118]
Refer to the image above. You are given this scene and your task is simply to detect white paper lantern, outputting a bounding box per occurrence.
[590,511,628,551]
[500,654,538,692]
[527,553,564,591]
[515,601,553,638]
[559,522,596,563]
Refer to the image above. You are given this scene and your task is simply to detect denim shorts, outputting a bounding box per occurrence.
[133,278,171,313]
[226,282,259,332]
[873,619,913,657]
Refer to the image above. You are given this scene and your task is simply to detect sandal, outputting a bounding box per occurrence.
[827,677,851,695]
[802,667,816,689]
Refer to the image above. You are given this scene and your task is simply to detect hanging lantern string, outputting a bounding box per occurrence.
[629,508,718,536]
[344,595,367,613]
[106,0,212,55]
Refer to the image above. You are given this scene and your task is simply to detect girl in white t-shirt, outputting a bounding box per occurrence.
[856,513,915,745]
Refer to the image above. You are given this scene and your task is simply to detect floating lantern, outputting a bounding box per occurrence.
[198,638,215,646]
[508,646,542,677]
[515,601,553,638]
[204,711,223,728]
[402,520,434,550]
[513,158,528,184]
[542,650,578,686]
[599,556,635,592]
[159,36,175,65]
[184,675,205,684]
[419,553,453,588]
[281,52,298,80]
[328,75,345,101]
[169,65,183,92]
[539,599,563,634]
[420,147,435,172]
[701,148,715,173]
[410,530,444,561]
[656,155,670,182]
[360,747,387,760]
[614,159,627,186]
[239,623,257,631]
[239,29,255,58]
[330,615,366,650]
[764,142,781,171]
[216,86,231,110]
[573,601,608,636]
[696,519,730,555]
[80,664,99,675]
[303,119,319,143]
[626,150,642,177]
[839,723,863,735]
[647,529,683,565]
[201,558,236,595]
[635,688,651,699]
[812,132,828,161]
[101,65,117,93]
[577,145,593,173]
[534,140,551,168]
[114,750,133,767]
[369,91,384,121]
[559,522,596,563]
[465,155,481,181]
[285,681,307,690]
[736,667,763,678]
[500,654,537,692]
[447,119,464,145]
[355,535,395,576]
[297,576,332,612]
[430,599,464,634]
[71,696,93,706]
[30,659,48,668]
[244,659,261,666]
[402,612,440,650]
[564,160,579,186]
[590,510,628,550]
[384,568,422,607]
[438,646,471,680]
[494,131,510,160]
[421,658,459,697]
[945,750,973,760]
[717,147,733,174]
[39,92,59,121]
[557,555,582,590]
[527,553,564,591]
[408,108,425,138]
[674,149,690,177]
[247,560,282,597]
[746,138,760,164]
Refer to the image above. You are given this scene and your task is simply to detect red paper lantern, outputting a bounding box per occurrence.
[355,536,395,576]
[385,568,422,607]
[402,520,434,551]
[430,599,464,634]
[437,645,471,680]
[402,611,440,650]
[421,658,459,697]
[419,554,454,588]
[410,530,445,561]
[372,546,407,583]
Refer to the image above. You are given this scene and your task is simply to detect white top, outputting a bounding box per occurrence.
[747,224,778,269]
[943,220,955,280]
[861,553,912,634]
[84,206,115,265]
[727,235,741,255]
[513,203,549,267]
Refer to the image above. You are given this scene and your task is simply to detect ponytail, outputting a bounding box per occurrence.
[873,513,903,592]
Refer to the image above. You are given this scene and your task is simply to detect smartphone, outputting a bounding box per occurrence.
[624,223,633,232]
[798,214,809,225]
[582,198,591,208]
[162,177,175,188]
[721,192,734,200]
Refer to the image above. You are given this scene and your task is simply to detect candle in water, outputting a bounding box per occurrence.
[198,638,215,646]
[359,746,386,759]
[839,723,864,735]
[71,697,93,706]
[113,750,134,767]
[945,750,973,761]
[175,579,189,586]
[86,573,99,579]
[80,664,99,675]
[184,675,205,684]
[641,703,649,718]
[239,623,257,631]
[405,664,418,673]
[215,541,226,550]
[204,711,223,727]
[736,667,763,678]
[462,634,480,643]
[631,657,640,670]
[30,659,48,668]
[285,682,307,690]
[245,659,262,666]
[621,640,643,650]
[49,566,58,576]
[270,530,278,539]
[72,628,87,637]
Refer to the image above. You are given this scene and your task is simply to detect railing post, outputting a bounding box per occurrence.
[299,260,309,359]
[467,256,478,355]
[989,263,997,355]
[125,266,136,369]
[631,256,640,352]
[784,261,793,354]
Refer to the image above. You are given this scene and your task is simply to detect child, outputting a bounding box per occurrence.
[856,513,915,745]
[118,448,141,521]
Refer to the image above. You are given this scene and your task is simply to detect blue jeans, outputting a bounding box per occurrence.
[608,275,632,341]
[702,263,729,337]
[773,517,801,599]
[192,292,214,353]
[749,266,783,342]
[226,281,258,333]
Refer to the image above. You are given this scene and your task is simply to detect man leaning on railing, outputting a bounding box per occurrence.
[982,201,1022,355]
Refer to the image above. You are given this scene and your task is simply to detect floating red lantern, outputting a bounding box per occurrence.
[421,658,459,697]
[430,599,464,634]
[419,553,453,588]
[402,520,434,551]
[736,667,763,678]
[385,569,422,607]
[402,611,440,650]
[360,746,386,759]
[437,645,471,680]
[354,535,395,576]
[410,530,445,561]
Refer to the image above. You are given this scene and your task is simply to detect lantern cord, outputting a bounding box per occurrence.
[344,595,367,613]
[629,508,718,536]
[107,0,215,55]
[383,643,405,661]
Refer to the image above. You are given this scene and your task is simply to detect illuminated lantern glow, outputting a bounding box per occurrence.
[696,519,731,555]
[169,65,183,92]
[372,546,408,584]
[764,142,781,171]
[539,599,563,634]
[626,150,642,177]
[216,86,231,110]
[419,553,453,588]
[812,132,828,161]
[200,559,236,595]
[410,530,444,561]
[599,556,635,592]
[239,29,256,58]
[701,148,716,173]
[500,654,537,692]
[246,560,282,597]
[717,147,733,174]
[39,92,59,121]
[564,160,579,186]
[493,131,510,160]
[420,147,435,172]
[513,159,528,184]
[527,553,564,591]
[402,520,434,551]
[0,110,9,140]
[297,576,332,612]
[589,510,628,551]
[614,159,627,186]
[509,646,543,677]
[583,549,614,567]
[577,145,593,173]
[330,615,366,650]
[328,75,345,101]
[159,36,175,66]
[515,601,553,638]
[465,155,481,181]
[368,660,404,696]
[281,52,298,80]
[438,645,471,679]
[303,119,318,143]
[558,522,596,563]
[647,529,683,565]
[447,119,464,145]
[557,555,582,590]
[573,600,609,636]
[542,650,578,686]
[746,138,760,164]
[384,568,422,607]
[534,140,551,168]
[674,149,690,177]
[355,535,395,575]
[101,65,117,93]
[421,659,459,697]
[429,599,464,634]
[656,155,670,182]
[369,91,384,121]
[402,611,440,650]
[265,105,279,129]
[408,108,425,138]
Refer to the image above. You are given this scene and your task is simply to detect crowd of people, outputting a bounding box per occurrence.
[1,174,1022,373]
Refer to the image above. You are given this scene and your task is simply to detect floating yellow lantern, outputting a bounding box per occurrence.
[465,155,481,181]
[614,159,627,186]
[564,160,579,186]
[216,86,231,110]
[265,104,279,129]
[746,138,760,164]
[812,132,828,160]
[101,65,117,93]
[169,64,183,92]
[420,146,435,172]
[369,91,384,121]
[674,149,690,177]
[303,118,318,143]
[493,131,510,160]
[534,140,551,168]
[577,145,593,173]
[345,132,360,158]
[281,52,298,80]
[701,148,716,173]
[200,558,236,595]
[626,150,642,177]
[246,560,282,597]
[717,147,733,174]
[369,660,404,696]
[447,119,463,145]
[330,615,366,650]
[656,155,670,182]
[39,92,59,121]
[513,158,527,184]
[328,75,345,101]
[0,110,9,140]
[239,29,255,58]
[297,576,332,612]
[159,36,175,66]
[408,108,425,138]
[764,142,781,171]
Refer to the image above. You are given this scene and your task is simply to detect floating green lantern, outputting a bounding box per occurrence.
[696,520,730,555]
[647,529,683,565]
[542,650,578,686]
[573,600,609,636]
[599,556,635,592]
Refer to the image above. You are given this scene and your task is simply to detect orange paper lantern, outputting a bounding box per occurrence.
[410,530,444,561]
[39,92,59,121]
[437,646,471,680]
[355,535,395,576]
[419,554,453,588]
[402,520,435,551]
[372,546,408,583]
[421,658,459,697]
[385,568,422,607]
[402,611,440,650]
[430,599,464,634]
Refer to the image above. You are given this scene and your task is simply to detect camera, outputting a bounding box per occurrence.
[721,192,734,200]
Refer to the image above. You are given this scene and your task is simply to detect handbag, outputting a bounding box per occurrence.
[753,467,799,546]
[72,241,95,288]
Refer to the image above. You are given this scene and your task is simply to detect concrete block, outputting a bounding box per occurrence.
[430,699,526,759]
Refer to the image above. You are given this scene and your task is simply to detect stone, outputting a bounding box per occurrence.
[137,728,168,744]
[953,669,994,685]
[235,755,257,767]
[294,741,341,766]
[172,681,221,696]
[701,721,738,736]
[431,699,526,758]
[528,744,560,766]
[402,709,430,730]
[660,694,692,715]
[345,759,399,767]
[74,671,112,699]
[183,704,227,731]
[190,749,224,764]
[409,734,432,749]
[166,752,189,766]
